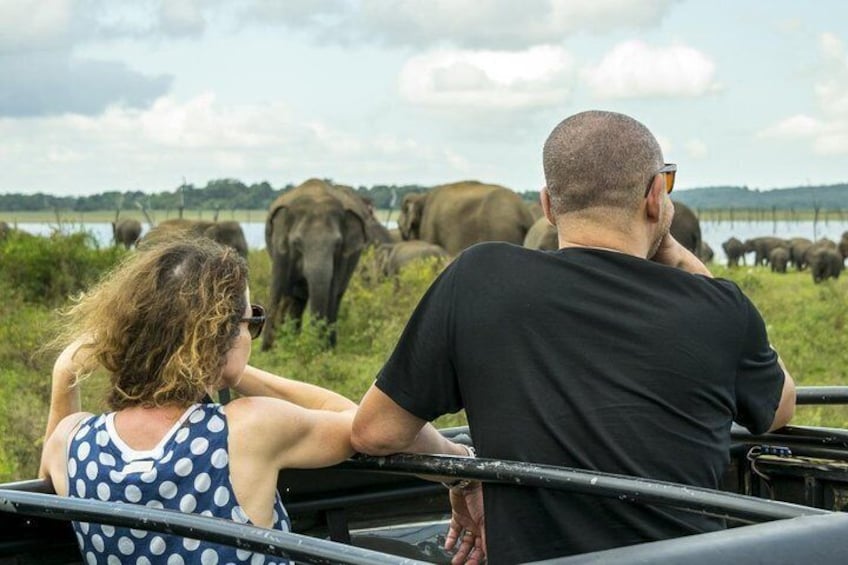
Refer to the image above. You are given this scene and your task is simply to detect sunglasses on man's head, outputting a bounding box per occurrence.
[241,304,266,339]
[644,163,677,197]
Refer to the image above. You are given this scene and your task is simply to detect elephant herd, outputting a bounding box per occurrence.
[722,233,847,283]
[105,181,847,349]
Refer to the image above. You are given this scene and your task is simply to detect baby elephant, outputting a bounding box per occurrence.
[810,247,844,283]
[380,241,450,277]
[769,247,790,274]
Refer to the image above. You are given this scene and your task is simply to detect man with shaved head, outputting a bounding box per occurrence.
[353,110,795,563]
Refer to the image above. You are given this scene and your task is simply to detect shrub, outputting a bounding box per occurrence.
[0,230,126,306]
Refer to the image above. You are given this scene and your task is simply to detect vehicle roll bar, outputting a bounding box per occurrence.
[0,489,428,565]
[795,386,848,405]
[337,454,830,525]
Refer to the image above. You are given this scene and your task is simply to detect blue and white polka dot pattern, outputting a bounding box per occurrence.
[68,404,291,564]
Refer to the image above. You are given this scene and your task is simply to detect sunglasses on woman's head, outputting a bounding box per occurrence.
[241,304,266,339]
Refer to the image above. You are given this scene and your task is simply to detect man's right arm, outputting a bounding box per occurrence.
[651,233,713,277]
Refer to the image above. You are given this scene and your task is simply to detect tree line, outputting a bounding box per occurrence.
[0,179,846,212]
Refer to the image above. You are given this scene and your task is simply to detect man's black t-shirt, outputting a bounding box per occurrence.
[376,243,784,564]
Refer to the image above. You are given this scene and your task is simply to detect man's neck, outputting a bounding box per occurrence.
[555,220,651,258]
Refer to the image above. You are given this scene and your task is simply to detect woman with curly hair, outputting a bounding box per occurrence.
[39,236,357,564]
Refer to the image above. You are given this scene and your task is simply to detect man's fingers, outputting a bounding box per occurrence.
[450,532,477,565]
[444,520,462,551]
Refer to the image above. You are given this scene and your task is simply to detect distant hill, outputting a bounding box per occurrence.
[671,183,848,210]
[0,180,845,212]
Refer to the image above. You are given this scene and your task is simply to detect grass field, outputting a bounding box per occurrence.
[0,237,845,482]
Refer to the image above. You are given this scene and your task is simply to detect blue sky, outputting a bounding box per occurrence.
[1,0,847,196]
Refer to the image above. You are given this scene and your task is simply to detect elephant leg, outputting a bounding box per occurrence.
[262,257,287,351]
[287,295,307,332]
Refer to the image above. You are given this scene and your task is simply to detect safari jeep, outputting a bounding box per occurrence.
[1,386,847,564]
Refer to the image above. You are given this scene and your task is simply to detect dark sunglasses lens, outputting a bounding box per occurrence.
[246,305,266,339]
[666,170,676,194]
[248,320,264,339]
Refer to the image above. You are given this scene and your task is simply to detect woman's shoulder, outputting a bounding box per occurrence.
[52,411,98,443]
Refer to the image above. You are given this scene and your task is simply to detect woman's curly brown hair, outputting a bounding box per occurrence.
[56,236,249,410]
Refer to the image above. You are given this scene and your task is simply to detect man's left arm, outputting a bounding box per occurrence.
[768,355,796,431]
[735,295,796,434]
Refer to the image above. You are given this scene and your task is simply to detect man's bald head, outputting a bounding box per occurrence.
[543,111,664,215]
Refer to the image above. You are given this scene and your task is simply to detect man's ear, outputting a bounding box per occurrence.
[645,175,663,223]
[540,187,555,226]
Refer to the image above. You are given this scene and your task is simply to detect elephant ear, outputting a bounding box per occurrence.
[341,208,367,257]
[399,193,425,239]
[265,205,290,254]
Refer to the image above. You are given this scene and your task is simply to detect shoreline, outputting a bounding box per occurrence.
[0,209,399,224]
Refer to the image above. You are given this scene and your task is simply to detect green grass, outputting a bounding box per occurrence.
[0,235,845,482]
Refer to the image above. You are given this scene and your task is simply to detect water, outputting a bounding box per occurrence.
[9,220,848,266]
[701,220,848,266]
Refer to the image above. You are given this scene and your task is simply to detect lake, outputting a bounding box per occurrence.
[10,220,848,267]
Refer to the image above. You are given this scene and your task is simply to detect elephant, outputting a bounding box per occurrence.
[769,247,790,273]
[526,201,544,221]
[398,180,535,256]
[142,219,249,258]
[378,240,450,277]
[839,231,848,260]
[697,241,714,264]
[722,237,746,268]
[334,184,393,245]
[787,238,813,270]
[387,228,403,243]
[744,236,787,266]
[263,178,374,350]
[802,238,838,269]
[111,218,142,249]
[523,217,558,250]
[669,202,702,255]
[810,247,844,283]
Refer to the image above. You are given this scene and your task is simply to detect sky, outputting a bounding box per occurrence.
[1,0,847,197]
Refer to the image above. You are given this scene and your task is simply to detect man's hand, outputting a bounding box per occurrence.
[444,483,486,564]
[651,233,713,277]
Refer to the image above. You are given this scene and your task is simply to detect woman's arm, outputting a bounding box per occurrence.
[230,364,356,412]
[44,338,94,445]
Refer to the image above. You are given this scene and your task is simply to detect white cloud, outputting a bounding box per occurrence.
[759,115,823,139]
[159,0,207,37]
[0,0,74,53]
[0,94,476,193]
[814,133,848,155]
[655,134,673,158]
[399,46,574,109]
[583,40,719,99]
[240,0,676,48]
[758,32,848,155]
[685,139,708,159]
[819,32,847,63]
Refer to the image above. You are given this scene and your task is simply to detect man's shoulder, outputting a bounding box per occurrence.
[460,240,529,258]
[458,241,550,266]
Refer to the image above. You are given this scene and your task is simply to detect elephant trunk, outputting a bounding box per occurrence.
[302,253,336,323]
